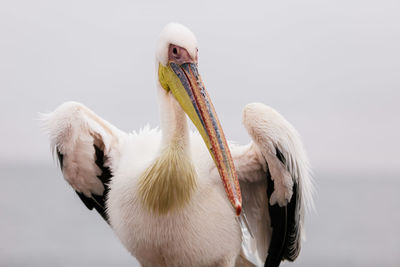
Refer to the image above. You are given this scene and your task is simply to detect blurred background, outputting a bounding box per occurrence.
[1,0,399,266]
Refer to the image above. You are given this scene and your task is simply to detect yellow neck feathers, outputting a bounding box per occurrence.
[137,143,197,214]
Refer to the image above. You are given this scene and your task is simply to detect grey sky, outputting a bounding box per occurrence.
[1,0,399,173]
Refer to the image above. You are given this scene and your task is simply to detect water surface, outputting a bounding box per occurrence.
[1,164,399,266]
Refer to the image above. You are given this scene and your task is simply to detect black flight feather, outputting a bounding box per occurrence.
[264,147,300,267]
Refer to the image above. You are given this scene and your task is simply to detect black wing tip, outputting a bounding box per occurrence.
[76,191,94,210]
[93,144,112,185]
[265,257,283,267]
[56,149,64,170]
[275,147,286,165]
[75,191,110,224]
[265,166,287,267]
[265,157,301,267]
[282,182,301,261]
[92,144,112,224]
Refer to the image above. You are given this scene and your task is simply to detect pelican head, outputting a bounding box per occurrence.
[155,23,242,215]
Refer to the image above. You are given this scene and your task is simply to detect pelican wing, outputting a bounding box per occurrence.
[42,102,126,223]
[232,103,313,267]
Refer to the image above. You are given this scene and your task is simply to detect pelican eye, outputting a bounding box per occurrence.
[173,47,178,55]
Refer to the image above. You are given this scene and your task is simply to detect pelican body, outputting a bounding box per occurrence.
[43,23,313,267]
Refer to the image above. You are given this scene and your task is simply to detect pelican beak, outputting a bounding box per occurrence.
[158,62,242,215]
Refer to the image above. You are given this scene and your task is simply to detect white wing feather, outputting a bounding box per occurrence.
[41,101,125,198]
[232,103,314,266]
[242,103,314,211]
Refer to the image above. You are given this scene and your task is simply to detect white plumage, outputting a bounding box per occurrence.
[43,23,313,267]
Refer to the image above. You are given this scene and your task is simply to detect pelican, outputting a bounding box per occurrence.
[43,23,313,267]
